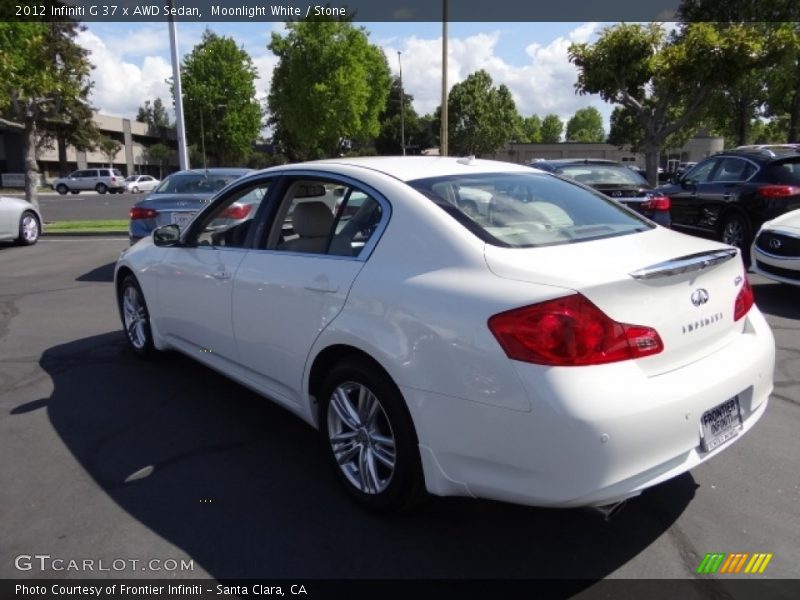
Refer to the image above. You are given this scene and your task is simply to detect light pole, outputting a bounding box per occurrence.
[441,0,448,156]
[398,51,405,156]
[167,6,189,170]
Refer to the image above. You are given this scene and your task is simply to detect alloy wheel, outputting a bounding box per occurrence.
[122,284,148,350]
[21,213,39,243]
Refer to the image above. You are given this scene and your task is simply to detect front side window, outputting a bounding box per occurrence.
[409,172,652,248]
[683,159,717,184]
[189,183,271,249]
[263,179,383,258]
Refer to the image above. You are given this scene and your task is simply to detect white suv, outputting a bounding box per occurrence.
[52,168,126,195]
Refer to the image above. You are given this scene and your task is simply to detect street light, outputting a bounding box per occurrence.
[398,51,405,156]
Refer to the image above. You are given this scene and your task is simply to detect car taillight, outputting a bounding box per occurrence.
[734,275,754,321]
[488,294,663,367]
[643,196,671,211]
[221,203,252,220]
[130,207,157,220]
[759,185,800,198]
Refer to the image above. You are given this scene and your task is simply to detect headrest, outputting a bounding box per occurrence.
[294,183,326,198]
[292,201,334,237]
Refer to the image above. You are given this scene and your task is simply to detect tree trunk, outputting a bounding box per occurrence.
[735,96,749,147]
[23,120,40,210]
[788,75,800,143]
[57,132,68,176]
[644,145,659,187]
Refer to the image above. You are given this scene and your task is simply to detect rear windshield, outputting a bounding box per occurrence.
[408,172,653,248]
[556,164,648,186]
[153,172,244,194]
[767,158,800,184]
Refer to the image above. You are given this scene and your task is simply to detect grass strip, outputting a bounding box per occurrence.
[45,219,128,233]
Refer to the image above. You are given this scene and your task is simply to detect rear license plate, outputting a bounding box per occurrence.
[171,212,195,228]
[700,397,743,452]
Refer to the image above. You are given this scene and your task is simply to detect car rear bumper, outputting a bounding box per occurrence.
[405,307,774,508]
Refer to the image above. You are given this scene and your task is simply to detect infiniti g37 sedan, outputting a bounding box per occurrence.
[114,157,775,514]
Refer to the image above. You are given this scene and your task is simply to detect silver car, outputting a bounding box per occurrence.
[52,168,126,195]
[0,196,42,245]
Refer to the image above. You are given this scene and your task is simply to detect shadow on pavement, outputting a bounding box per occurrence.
[35,332,696,582]
[76,261,116,283]
[752,281,800,320]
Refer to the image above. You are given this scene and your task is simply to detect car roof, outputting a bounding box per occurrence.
[720,146,800,161]
[261,156,534,182]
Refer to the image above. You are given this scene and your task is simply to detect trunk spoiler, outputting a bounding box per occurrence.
[629,249,738,280]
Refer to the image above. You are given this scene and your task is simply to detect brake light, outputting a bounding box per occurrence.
[734,275,754,321]
[221,203,252,220]
[759,185,800,198]
[129,207,157,220]
[488,294,663,366]
[643,196,671,211]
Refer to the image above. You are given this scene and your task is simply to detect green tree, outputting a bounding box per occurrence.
[268,18,391,160]
[144,143,173,179]
[566,107,605,142]
[375,77,421,155]
[519,115,542,143]
[136,97,172,132]
[0,22,96,207]
[540,114,564,143]
[98,136,121,167]
[180,30,262,167]
[446,70,520,156]
[570,22,779,184]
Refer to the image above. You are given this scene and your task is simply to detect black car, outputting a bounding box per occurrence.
[657,147,800,258]
[530,159,672,226]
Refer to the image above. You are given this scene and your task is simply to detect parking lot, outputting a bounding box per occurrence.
[1,238,799,587]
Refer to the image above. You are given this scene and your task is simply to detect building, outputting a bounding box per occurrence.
[0,112,177,185]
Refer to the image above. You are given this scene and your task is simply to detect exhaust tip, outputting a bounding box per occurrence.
[590,500,627,521]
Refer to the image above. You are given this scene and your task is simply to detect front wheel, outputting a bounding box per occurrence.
[17,211,40,245]
[131,186,139,194]
[96,183,108,194]
[319,358,425,513]
[56,184,68,195]
[118,275,157,358]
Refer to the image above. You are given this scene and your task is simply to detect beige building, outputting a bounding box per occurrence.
[0,112,177,184]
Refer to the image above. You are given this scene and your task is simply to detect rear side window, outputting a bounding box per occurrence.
[408,172,652,248]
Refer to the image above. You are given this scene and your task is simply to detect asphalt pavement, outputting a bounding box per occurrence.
[0,238,798,589]
[2,190,140,221]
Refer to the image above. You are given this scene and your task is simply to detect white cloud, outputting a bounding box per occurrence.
[77,29,173,118]
[383,23,612,131]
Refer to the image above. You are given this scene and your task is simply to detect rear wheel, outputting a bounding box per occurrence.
[118,275,156,358]
[56,184,68,195]
[132,186,140,194]
[720,213,752,263]
[319,358,425,513]
[96,183,108,194]
[17,211,40,245]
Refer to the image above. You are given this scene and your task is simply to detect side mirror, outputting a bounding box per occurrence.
[153,224,181,247]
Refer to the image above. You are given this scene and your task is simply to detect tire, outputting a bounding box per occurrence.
[96,183,108,194]
[132,186,139,194]
[720,212,752,264]
[118,275,157,358]
[56,184,68,195]
[319,357,425,513]
[17,211,40,246]
[71,190,79,194]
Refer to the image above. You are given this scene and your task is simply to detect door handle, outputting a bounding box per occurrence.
[304,284,338,294]
[723,193,732,200]
[212,270,231,280]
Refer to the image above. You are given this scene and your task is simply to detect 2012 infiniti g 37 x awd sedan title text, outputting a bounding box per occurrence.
[115,157,774,514]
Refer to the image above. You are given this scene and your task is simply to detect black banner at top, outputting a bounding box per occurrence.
[2,0,800,22]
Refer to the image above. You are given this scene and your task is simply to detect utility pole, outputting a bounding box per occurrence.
[168,7,189,170]
[440,0,448,156]
[398,51,406,156]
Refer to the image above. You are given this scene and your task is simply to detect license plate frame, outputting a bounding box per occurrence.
[700,396,743,452]
[170,211,195,229]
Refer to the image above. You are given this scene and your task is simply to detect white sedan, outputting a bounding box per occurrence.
[114,157,774,515]
[125,174,160,194]
[0,196,41,245]
[751,209,800,286]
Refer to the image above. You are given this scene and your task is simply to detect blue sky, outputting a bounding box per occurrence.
[78,21,615,135]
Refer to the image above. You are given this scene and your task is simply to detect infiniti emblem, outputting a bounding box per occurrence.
[769,238,782,250]
[691,288,710,307]
[611,191,622,197]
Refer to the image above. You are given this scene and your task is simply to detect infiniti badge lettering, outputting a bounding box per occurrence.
[691,288,710,307]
